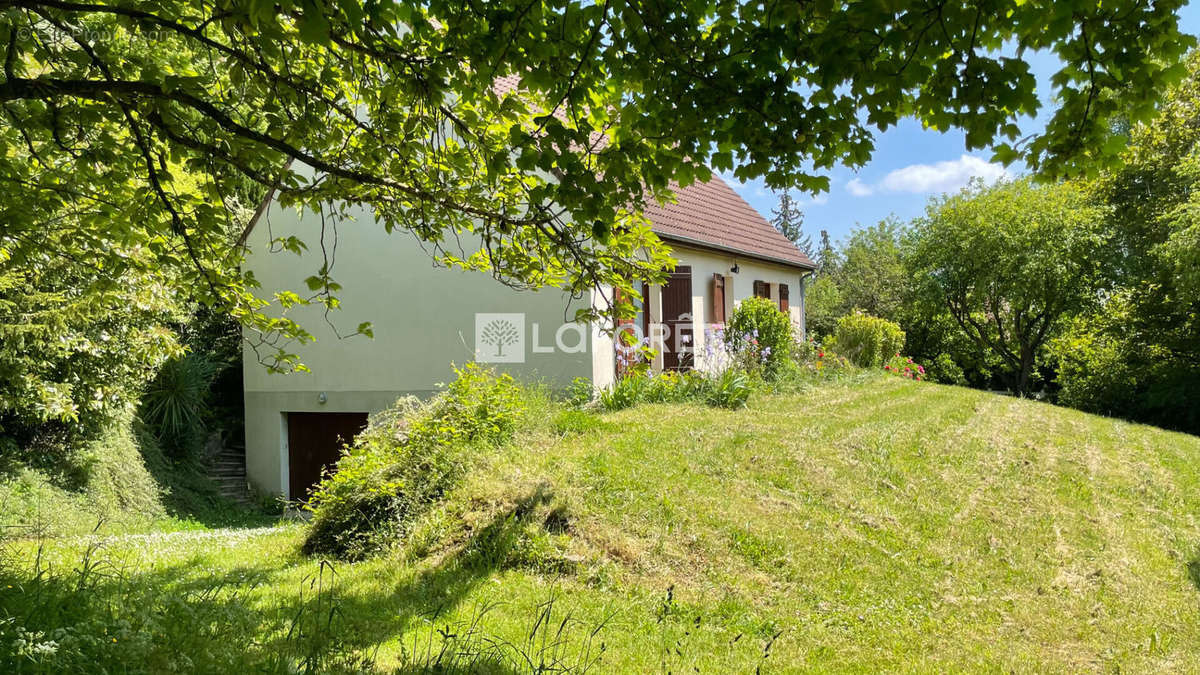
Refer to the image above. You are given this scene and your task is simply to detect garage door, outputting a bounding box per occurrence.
[286,412,369,500]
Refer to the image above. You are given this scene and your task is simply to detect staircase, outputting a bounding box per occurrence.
[211,441,251,505]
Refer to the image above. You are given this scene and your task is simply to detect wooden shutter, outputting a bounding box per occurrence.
[641,281,651,338]
[711,273,726,324]
[661,267,693,371]
[753,280,769,298]
[779,284,789,312]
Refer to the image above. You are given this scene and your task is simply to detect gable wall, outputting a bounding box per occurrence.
[242,202,601,495]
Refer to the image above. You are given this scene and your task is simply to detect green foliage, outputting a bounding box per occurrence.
[0,242,182,455]
[302,364,530,559]
[139,354,220,457]
[804,274,843,339]
[565,376,595,409]
[830,312,905,369]
[705,368,753,409]
[0,413,164,536]
[907,178,1108,395]
[924,353,967,386]
[551,410,613,436]
[1058,51,1200,433]
[598,369,752,412]
[1,1,1191,371]
[838,218,907,322]
[1050,296,1200,432]
[724,297,794,377]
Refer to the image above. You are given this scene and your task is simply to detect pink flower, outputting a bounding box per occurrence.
[917,365,925,374]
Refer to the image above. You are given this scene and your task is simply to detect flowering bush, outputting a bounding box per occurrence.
[883,353,925,381]
[723,297,793,377]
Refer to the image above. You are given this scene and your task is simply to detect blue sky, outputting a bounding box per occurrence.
[722,5,1200,245]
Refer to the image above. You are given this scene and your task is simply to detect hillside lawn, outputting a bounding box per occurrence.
[4,375,1200,672]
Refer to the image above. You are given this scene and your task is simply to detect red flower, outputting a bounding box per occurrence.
[818,351,825,358]
[884,365,891,371]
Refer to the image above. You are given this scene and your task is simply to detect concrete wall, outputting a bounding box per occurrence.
[243,202,597,496]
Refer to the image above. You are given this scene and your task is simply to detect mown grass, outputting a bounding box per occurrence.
[5,375,1200,672]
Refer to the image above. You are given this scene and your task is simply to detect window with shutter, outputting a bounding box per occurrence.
[753,280,769,298]
[779,284,789,312]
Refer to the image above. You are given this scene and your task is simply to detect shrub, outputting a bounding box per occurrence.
[829,312,905,368]
[598,369,753,412]
[705,368,752,409]
[925,353,966,385]
[724,297,793,377]
[302,364,528,559]
[139,353,220,457]
[565,377,595,408]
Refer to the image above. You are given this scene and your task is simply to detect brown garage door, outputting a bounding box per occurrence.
[287,412,368,500]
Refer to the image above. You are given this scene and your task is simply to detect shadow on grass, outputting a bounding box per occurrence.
[1186,551,1200,591]
[0,484,565,673]
[326,484,557,649]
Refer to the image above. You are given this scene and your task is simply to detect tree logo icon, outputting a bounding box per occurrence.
[474,313,525,363]
[480,319,519,356]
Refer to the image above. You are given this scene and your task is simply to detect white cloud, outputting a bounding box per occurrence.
[846,178,874,197]
[846,155,1009,198]
[879,154,1008,193]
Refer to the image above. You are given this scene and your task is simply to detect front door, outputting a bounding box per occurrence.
[660,266,693,371]
[286,412,369,500]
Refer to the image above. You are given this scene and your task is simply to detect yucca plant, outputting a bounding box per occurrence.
[139,353,220,456]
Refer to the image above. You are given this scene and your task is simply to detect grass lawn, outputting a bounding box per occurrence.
[4,375,1200,672]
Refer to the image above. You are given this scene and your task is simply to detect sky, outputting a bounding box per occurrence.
[720,5,1200,245]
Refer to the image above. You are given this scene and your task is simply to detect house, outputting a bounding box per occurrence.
[242,174,815,498]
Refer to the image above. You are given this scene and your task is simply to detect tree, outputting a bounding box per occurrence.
[838,218,907,321]
[908,179,1107,395]
[770,191,812,257]
[804,275,843,339]
[0,0,1192,372]
[1048,51,1200,431]
[815,230,840,277]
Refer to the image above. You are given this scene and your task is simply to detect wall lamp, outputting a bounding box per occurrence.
[730,262,740,274]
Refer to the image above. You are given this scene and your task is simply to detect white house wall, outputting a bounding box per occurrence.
[588,244,810,374]
[243,202,596,496]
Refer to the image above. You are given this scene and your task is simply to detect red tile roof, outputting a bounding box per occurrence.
[493,75,814,269]
[643,176,816,269]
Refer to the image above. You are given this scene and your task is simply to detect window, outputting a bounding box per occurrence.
[779,283,789,312]
[753,280,769,298]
